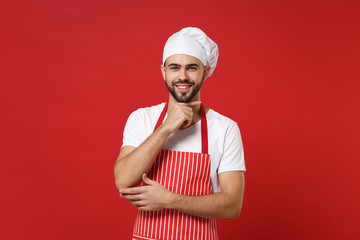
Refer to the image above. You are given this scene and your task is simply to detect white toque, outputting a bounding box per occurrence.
[162,27,219,77]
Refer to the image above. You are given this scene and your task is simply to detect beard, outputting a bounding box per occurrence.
[165,79,203,103]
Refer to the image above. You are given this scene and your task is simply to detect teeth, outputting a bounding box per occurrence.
[178,86,189,89]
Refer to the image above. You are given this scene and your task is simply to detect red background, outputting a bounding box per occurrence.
[1,0,359,239]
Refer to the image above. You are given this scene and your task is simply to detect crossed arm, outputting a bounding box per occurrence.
[120,171,245,219]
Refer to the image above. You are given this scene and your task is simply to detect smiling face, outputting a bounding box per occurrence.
[161,54,210,103]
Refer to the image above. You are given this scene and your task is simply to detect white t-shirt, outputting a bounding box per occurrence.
[121,102,246,193]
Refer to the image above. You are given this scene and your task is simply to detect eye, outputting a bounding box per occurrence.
[188,66,198,71]
[169,66,179,71]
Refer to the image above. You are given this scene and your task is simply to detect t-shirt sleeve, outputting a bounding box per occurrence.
[121,109,147,149]
[218,122,246,173]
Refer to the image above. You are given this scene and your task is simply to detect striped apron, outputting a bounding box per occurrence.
[132,103,218,240]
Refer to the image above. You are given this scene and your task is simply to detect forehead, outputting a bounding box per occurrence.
[165,54,203,66]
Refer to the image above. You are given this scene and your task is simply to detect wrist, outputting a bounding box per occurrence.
[157,122,174,136]
[165,191,178,210]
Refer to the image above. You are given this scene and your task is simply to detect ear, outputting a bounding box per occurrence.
[203,66,211,80]
[160,64,166,80]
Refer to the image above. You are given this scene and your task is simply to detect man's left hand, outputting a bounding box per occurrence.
[119,173,173,211]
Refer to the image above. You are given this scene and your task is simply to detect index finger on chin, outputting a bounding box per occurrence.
[187,101,201,106]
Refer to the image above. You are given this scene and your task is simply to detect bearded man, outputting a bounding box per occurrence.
[114,27,246,240]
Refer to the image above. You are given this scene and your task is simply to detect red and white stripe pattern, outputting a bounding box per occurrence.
[132,149,218,240]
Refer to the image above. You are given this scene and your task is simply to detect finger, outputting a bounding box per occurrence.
[120,193,142,201]
[181,114,193,129]
[137,206,151,211]
[120,186,145,195]
[142,173,154,185]
[128,200,145,207]
[180,109,193,129]
[180,120,191,129]
[138,204,161,211]
[186,101,201,106]
[178,101,201,106]
[182,106,193,116]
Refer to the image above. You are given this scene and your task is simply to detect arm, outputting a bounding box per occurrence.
[169,171,245,218]
[120,171,245,219]
[114,101,201,189]
[114,124,171,189]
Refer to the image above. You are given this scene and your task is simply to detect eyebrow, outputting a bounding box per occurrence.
[167,63,201,68]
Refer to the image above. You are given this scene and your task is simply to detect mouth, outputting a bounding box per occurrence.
[174,83,193,93]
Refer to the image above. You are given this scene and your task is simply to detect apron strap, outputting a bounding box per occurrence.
[154,102,168,130]
[153,102,208,154]
[200,104,208,154]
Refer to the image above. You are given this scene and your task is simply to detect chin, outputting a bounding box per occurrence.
[176,94,193,103]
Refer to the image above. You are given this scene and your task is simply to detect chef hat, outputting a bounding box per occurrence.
[162,27,219,77]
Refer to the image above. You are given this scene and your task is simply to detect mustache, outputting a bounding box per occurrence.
[172,80,194,86]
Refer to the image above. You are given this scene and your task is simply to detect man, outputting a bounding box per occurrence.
[114,27,246,240]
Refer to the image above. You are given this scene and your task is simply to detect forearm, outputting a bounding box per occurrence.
[115,101,202,189]
[166,191,243,219]
[114,124,171,189]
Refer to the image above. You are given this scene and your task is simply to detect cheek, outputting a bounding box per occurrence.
[165,72,177,81]
[191,73,204,82]
[164,76,173,86]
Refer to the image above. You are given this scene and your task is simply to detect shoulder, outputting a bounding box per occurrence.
[122,102,166,147]
[127,102,166,122]
[206,108,239,130]
[206,108,242,143]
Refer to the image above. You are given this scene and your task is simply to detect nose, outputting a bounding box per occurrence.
[179,68,189,81]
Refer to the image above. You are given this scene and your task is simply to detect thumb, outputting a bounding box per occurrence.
[142,173,153,185]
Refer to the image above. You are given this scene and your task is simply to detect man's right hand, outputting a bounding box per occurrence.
[162,101,201,133]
